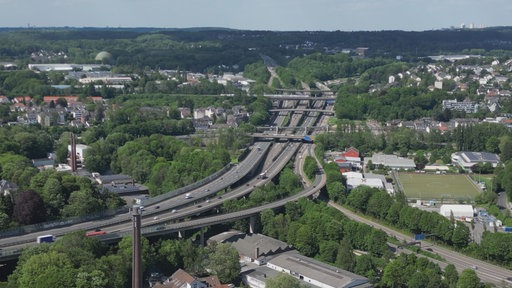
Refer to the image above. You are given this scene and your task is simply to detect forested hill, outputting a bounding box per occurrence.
[1,26,512,71]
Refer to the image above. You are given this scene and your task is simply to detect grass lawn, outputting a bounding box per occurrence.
[396,172,481,202]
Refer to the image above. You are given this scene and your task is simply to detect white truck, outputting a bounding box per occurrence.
[36,235,55,243]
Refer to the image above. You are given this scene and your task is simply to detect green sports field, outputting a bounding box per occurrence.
[396,172,481,201]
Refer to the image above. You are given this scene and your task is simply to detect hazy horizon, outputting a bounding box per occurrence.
[0,0,510,32]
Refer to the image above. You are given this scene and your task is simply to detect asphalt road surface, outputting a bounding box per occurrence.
[328,201,512,286]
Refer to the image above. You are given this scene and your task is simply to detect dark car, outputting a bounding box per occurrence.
[155,205,160,209]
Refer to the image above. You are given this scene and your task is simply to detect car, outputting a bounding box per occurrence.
[139,206,144,211]
[217,196,222,199]
[206,199,210,203]
[155,205,160,209]
[197,205,202,208]
[153,216,158,220]
[472,265,478,270]
[426,248,433,252]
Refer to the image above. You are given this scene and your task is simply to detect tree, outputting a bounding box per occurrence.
[12,189,46,225]
[41,177,65,217]
[456,269,480,288]
[451,221,470,248]
[265,272,309,288]
[414,151,429,170]
[335,237,355,271]
[204,243,241,284]
[499,136,512,162]
[180,239,205,275]
[346,186,374,213]
[16,251,77,288]
[75,270,109,288]
[293,224,318,257]
[327,181,346,203]
[317,240,340,263]
[159,239,184,273]
[366,190,393,219]
[443,264,459,288]
[62,189,104,217]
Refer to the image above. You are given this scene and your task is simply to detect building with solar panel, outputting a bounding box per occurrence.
[451,151,500,170]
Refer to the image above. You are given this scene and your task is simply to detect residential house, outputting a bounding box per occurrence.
[152,269,228,288]
[152,269,207,288]
[0,180,17,197]
[192,118,212,130]
[442,99,479,114]
[178,107,192,119]
[0,96,10,104]
[333,147,362,172]
[194,108,207,119]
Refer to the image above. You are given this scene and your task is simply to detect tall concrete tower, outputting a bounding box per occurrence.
[70,133,77,172]
[132,206,142,288]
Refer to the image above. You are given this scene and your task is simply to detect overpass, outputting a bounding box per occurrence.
[0,100,324,261]
[269,108,334,114]
[0,141,315,261]
[263,94,335,101]
[251,133,311,141]
[142,172,324,237]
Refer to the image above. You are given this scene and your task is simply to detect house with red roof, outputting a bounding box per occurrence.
[152,269,229,288]
[334,147,362,172]
[0,95,10,104]
[13,96,32,104]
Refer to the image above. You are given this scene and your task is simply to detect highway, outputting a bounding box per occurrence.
[0,94,326,260]
[0,142,274,251]
[328,202,512,286]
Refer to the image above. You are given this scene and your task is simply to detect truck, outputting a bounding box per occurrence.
[503,226,512,232]
[303,135,315,143]
[36,235,54,243]
[86,229,107,237]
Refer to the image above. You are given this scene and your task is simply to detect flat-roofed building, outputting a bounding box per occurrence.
[266,251,371,288]
[368,153,416,170]
[451,151,500,170]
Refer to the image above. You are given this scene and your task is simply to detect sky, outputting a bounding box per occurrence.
[1,0,511,31]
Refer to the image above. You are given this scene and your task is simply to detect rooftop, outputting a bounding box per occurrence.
[268,251,371,288]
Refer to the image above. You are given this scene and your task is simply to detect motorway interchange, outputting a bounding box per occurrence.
[2,96,509,286]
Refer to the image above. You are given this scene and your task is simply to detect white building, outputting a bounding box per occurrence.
[368,153,416,170]
[451,151,500,170]
[266,252,371,288]
[439,204,474,218]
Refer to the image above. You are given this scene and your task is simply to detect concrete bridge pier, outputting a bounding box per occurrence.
[200,228,205,246]
[249,215,256,234]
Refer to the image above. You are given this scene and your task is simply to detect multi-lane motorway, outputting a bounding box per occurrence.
[0,94,323,259]
[329,202,512,286]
